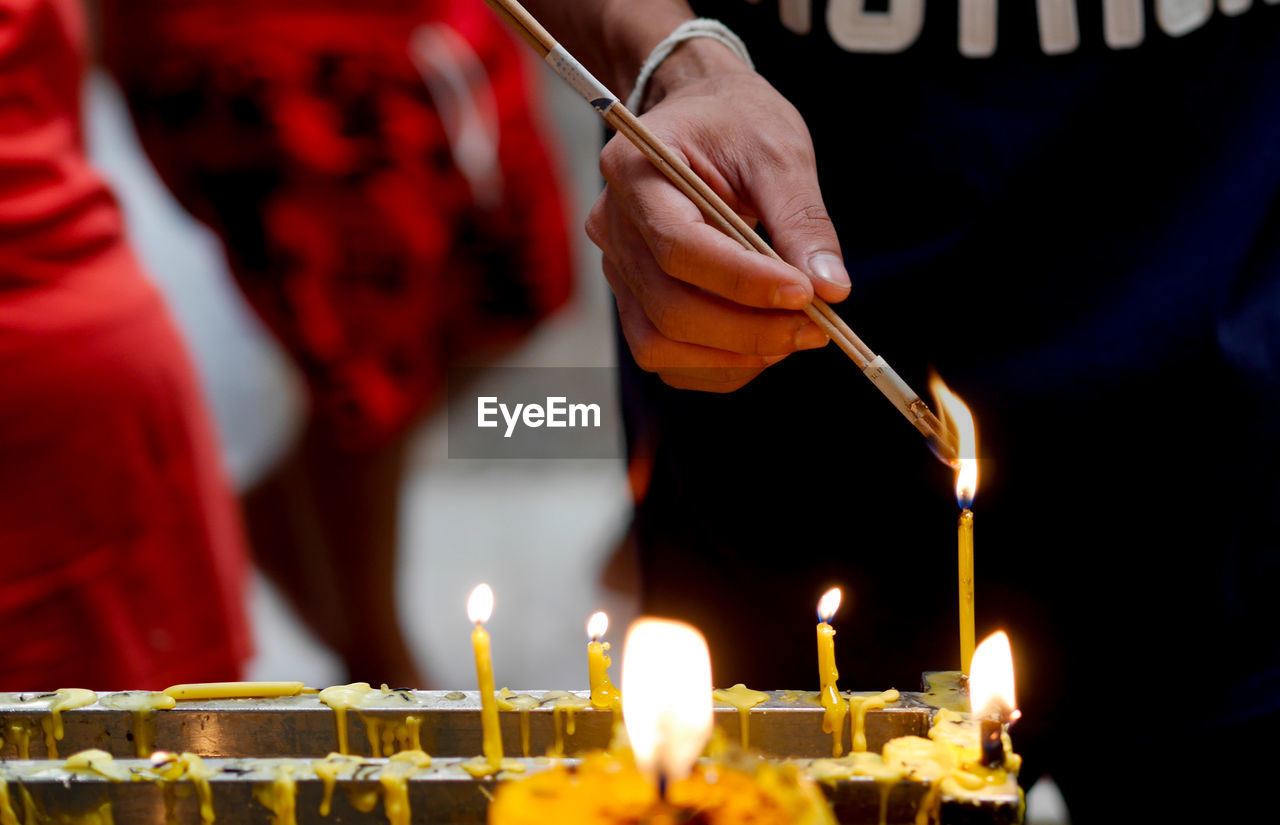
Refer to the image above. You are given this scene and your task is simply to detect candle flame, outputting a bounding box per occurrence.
[969,631,1019,722]
[587,611,609,641]
[817,587,842,623]
[621,618,713,785]
[466,583,494,624]
[929,373,979,508]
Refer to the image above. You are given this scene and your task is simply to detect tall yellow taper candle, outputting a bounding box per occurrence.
[958,508,975,675]
[467,583,503,769]
[815,587,848,757]
[930,374,980,676]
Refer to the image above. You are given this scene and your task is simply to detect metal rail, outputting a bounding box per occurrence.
[1,689,949,760]
[0,756,1020,825]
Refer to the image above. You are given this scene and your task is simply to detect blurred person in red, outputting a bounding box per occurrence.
[0,0,250,690]
[101,0,574,686]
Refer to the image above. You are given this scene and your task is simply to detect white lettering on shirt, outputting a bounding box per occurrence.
[959,0,997,58]
[1156,0,1214,36]
[1104,0,1146,49]
[750,0,1275,56]
[779,0,812,35]
[826,0,925,54]
[1038,0,1081,54]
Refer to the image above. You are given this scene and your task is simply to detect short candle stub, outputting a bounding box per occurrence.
[979,718,1004,768]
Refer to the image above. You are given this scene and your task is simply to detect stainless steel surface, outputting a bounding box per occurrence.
[1,756,1020,825]
[0,690,938,760]
[1,756,516,825]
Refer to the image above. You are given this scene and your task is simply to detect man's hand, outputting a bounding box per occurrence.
[586,38,850,392]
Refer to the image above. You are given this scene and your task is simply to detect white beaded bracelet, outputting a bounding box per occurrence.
[625,18,754,114]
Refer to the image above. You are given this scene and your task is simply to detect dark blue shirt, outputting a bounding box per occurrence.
[625,3,1280,806]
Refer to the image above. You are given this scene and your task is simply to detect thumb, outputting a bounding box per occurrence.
[752,168,850,305]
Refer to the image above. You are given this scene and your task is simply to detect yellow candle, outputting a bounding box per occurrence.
[930,373,980,678]
[164,682,305,701]
[586,611,621,711]
[815,587,848,757]
[958,509,976,675]
[816,622,838,689]
[467,583,503,769]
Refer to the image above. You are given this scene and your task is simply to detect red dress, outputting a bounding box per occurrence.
[103,0,574,451]
[0,0,250,689]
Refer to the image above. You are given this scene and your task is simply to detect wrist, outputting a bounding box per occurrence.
[639,35,754,112]
[598,0,695,98]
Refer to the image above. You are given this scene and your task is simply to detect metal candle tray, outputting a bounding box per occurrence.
[0,680,1020,825]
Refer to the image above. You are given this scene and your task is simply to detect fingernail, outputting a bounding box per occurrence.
[809,253,851,290]
[773,282,811,309]
[794,323,829,350]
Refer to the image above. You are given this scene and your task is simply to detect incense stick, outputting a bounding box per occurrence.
[482,0,957,463]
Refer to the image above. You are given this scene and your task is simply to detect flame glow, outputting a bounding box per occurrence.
[929,374,979,508]
[817,588,842,623]
[621,618,713,785]
[466,583,494,624]
[587,611,609,641]
[969,631,1019,722]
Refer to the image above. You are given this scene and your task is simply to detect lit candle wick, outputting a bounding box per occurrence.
[969,631,1019,770]
[979,696,1019,768]
[586,611,620,711]
[979,717,1004,768]
[621,618,713,787]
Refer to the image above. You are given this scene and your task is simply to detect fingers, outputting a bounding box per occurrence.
[604,259,786,393]
[594,194,827,357]
[594,131,816,312]
[759,190,850,305]
[585,71,852,393]
[728,110,851,305]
